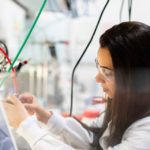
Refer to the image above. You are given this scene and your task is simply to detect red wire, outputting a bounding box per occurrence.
[0,48,18,93]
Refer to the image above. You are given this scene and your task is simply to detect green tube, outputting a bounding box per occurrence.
[0,0,47,87]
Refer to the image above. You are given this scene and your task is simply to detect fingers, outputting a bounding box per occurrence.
[19,93,34,104]
[5,95,19,105]
[24,103,37,111]
[3,99,30,128]
[5,99,14,105]
[24,103,37,115]
[3,101,14,110]
[17,93,38,115]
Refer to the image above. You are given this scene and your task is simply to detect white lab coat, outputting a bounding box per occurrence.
[17,112,150,150]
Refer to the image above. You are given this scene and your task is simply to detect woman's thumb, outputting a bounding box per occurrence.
[24,103,37,114]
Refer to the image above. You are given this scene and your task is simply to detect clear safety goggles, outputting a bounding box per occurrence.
[95,58,114,81]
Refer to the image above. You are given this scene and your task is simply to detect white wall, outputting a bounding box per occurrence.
[0,0,25,58]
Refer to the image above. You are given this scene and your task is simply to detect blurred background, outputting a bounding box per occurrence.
[0,0,150,122]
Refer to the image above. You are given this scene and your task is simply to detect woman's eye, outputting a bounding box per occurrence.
[103,69,113,77]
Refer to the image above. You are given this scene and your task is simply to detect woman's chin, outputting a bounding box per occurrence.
[105,92,113,99]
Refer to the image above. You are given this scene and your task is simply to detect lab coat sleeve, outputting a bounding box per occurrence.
[0,128,15,150]
[89,112,105,128]
[46,112,97,150]
[16,116,75,150]
[107,117,150,150]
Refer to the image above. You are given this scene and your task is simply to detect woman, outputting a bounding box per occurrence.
[3,21,150,150]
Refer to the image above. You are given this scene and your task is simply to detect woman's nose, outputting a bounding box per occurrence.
[95,73,105,83]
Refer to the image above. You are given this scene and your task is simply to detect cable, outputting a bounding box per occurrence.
[0,0,47,87]
[0,48,17,93]
[119,0,125,22]
[70,0,110,116]
[128,0,132,21]
[12,0,29,14]
[0,41,9,55]
[14,59,29,73]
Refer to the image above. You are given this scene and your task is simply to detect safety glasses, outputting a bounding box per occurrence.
[95,58,114,81]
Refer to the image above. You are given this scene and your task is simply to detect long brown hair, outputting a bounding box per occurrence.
[100,21,150,146]
[83,21,150,149]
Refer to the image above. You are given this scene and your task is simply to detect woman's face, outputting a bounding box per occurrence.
[95,47,115,99]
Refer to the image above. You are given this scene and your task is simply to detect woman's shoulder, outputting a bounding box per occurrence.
[123,116,150,139]
[106,117,150,150]
[129,116,150,128]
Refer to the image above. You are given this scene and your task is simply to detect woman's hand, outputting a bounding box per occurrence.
[19,93,52,124]
[3,96,29,128]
